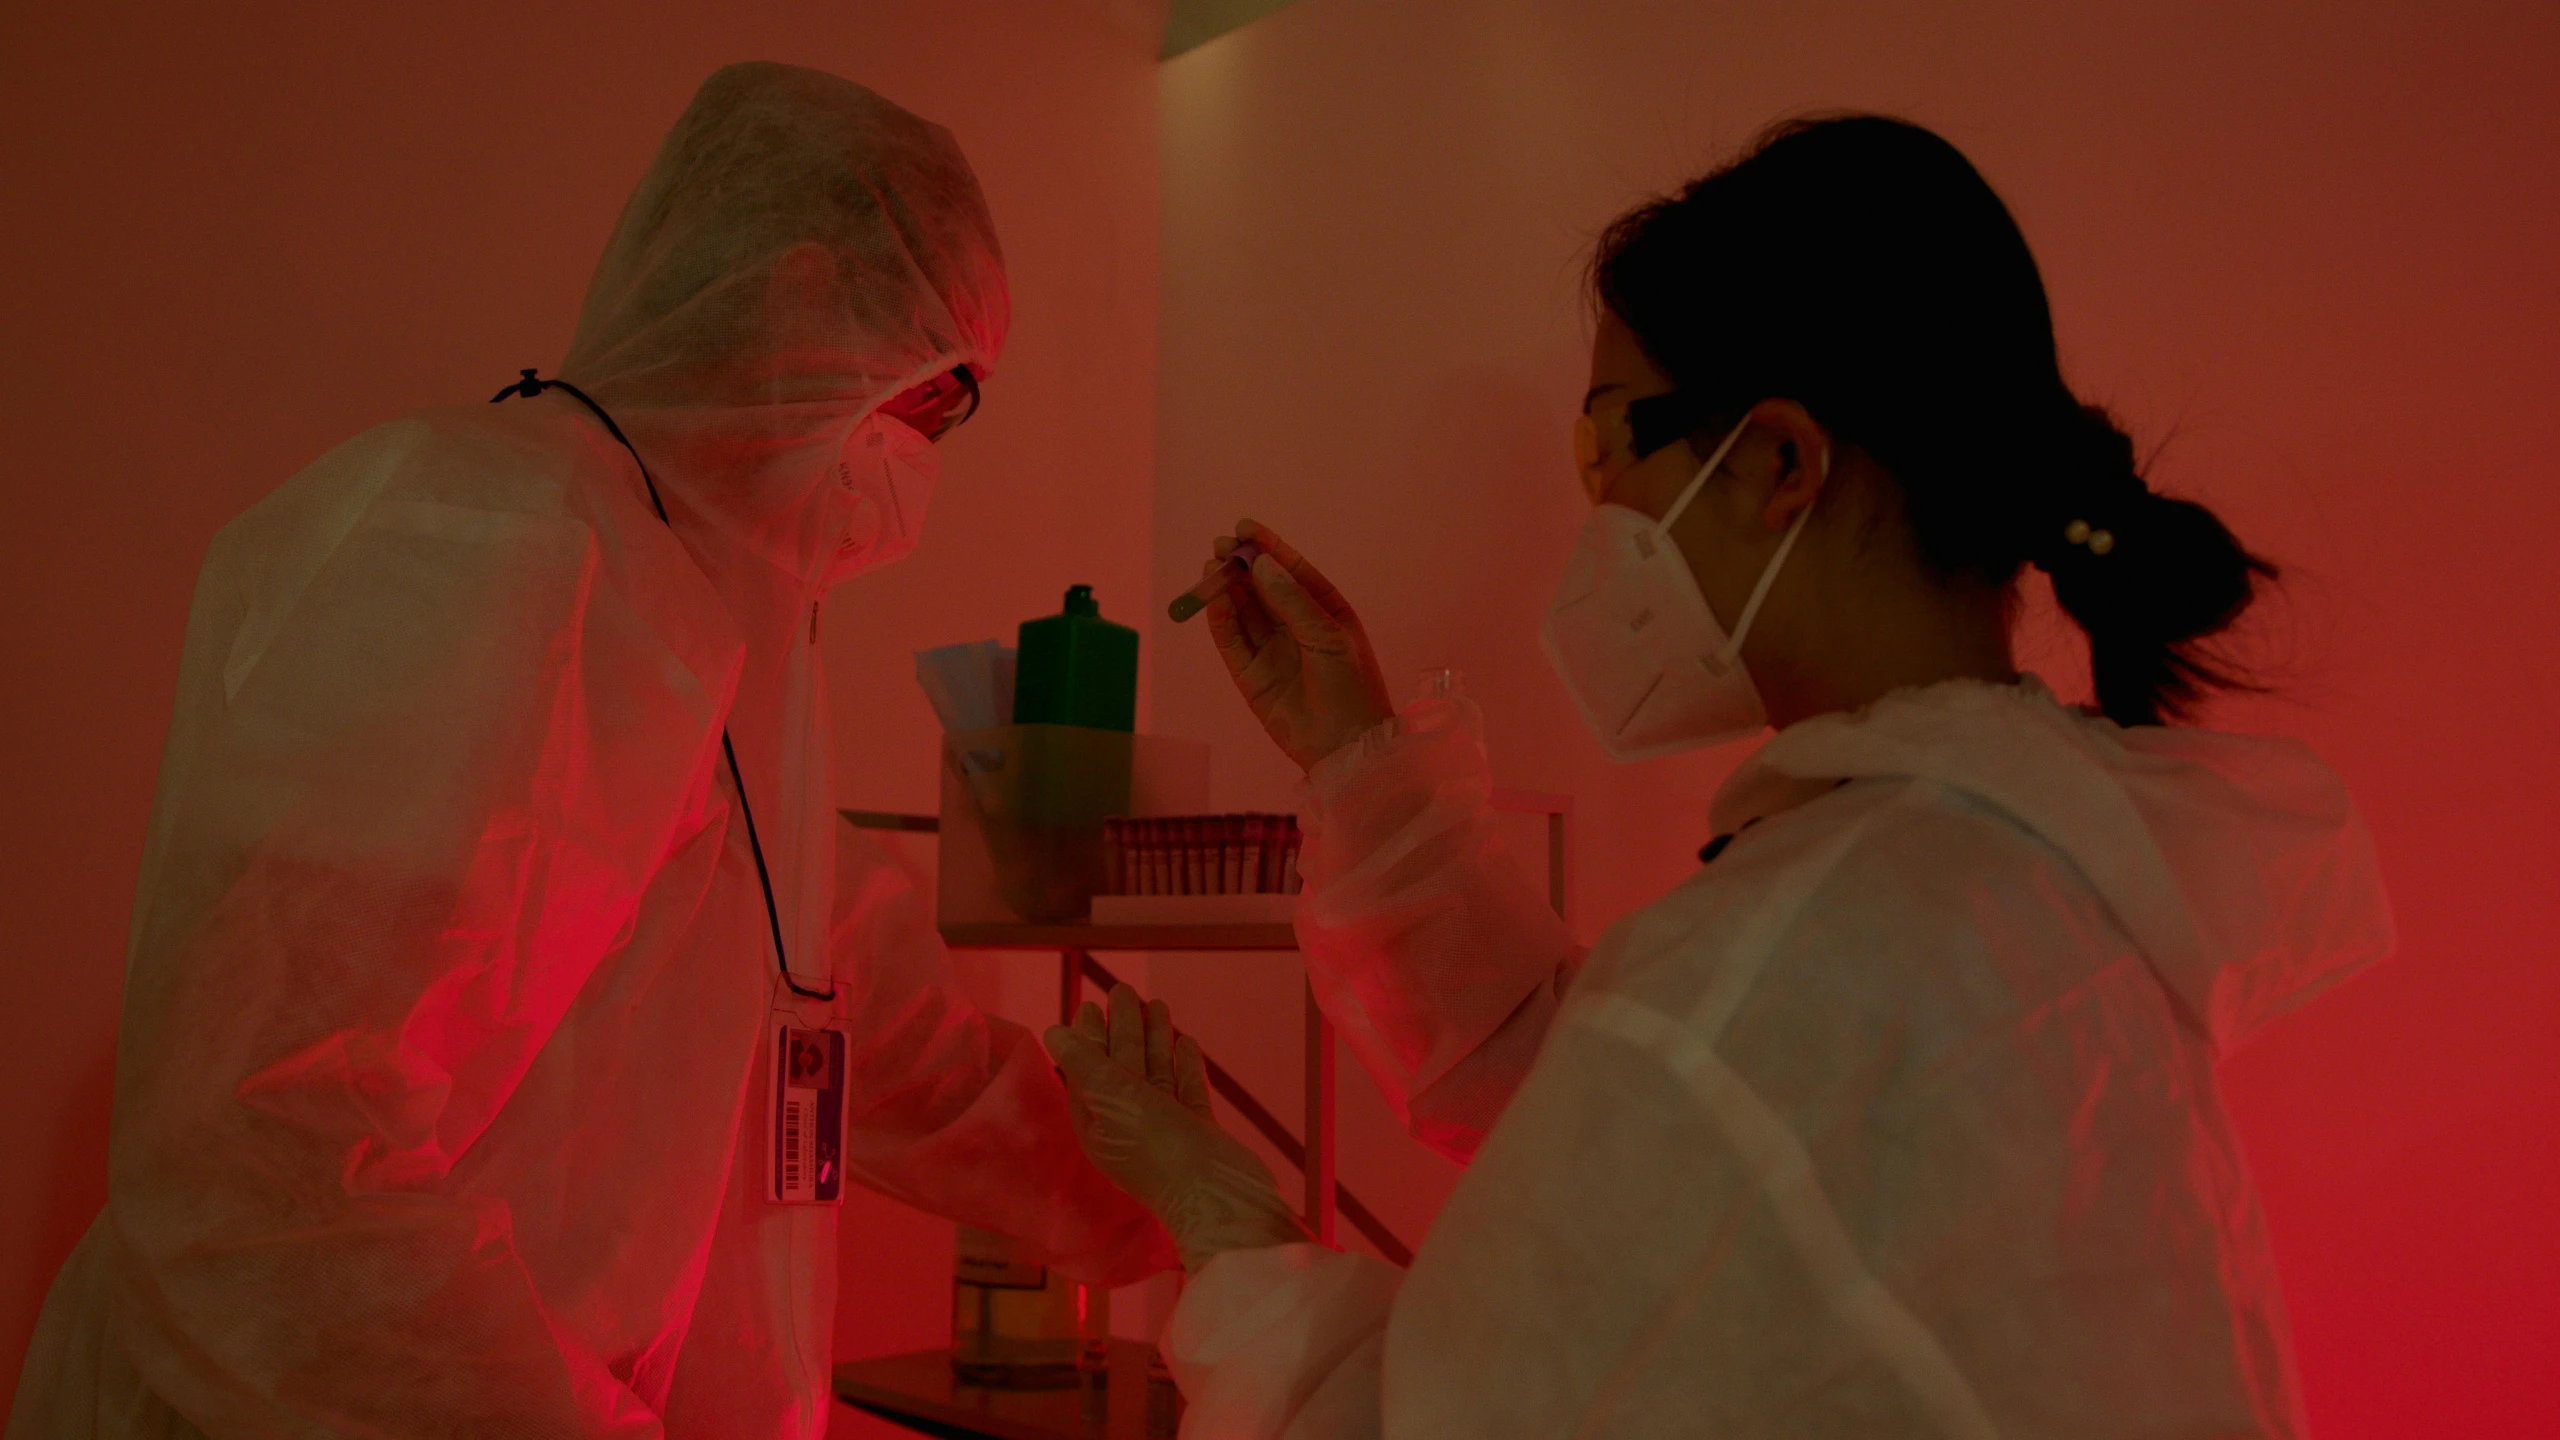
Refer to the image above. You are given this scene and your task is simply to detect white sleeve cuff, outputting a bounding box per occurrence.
[1165,1244,1403,1440]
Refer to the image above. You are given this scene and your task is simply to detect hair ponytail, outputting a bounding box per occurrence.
[2035,402,2275,724]
[1590,114,2276,727]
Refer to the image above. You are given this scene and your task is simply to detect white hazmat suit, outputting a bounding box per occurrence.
[1164,679,2391,1438]
[12,62,1166,1440]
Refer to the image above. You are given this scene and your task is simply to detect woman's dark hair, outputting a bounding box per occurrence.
[1590,115,2273,726]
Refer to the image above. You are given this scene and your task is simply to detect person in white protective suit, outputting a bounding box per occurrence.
[10,62,1171,1440]
[1039,115,2396,1438]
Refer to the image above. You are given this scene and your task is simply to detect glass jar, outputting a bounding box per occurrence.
[949,1225,1110,1390]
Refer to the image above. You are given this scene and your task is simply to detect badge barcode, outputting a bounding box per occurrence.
[783,1098,805,1194]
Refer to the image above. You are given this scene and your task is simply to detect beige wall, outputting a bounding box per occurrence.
[0,3,1162,1425]
[1150,2,2559,1433]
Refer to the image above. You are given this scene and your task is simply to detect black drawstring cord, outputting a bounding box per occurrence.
[492,369,675,524]
[496,369,834,1003]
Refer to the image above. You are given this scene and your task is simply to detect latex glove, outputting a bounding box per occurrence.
[1044,985,1312,1272]
[1201,520,1395,773]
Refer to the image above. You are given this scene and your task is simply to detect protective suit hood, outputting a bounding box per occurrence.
[563,60,1005,415]
[560,60,1008,598]
[1714,677,2395,1052]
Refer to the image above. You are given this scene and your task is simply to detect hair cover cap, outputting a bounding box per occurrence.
[562,61,1009,410]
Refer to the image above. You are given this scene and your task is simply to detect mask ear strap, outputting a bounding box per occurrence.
[1720,492,1815,663]
[1656,414,1755,533]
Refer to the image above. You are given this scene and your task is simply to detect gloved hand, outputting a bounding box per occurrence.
[1043,984,1312,1272]
[1201,520,1395,773]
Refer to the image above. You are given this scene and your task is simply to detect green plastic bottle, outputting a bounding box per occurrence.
[1011,585,1138,733]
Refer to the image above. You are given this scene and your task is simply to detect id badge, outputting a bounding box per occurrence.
[767,1004,848,1206]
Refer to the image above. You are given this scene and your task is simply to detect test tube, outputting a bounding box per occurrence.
[1167,540,1264,623]
[1416,667,1464,703]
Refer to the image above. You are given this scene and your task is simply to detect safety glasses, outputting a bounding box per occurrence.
[1576,389,1714,503]
[878,364,982,440]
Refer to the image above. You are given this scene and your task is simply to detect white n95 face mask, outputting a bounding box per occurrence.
[828,408,940,583]
[1540,413,1819,760]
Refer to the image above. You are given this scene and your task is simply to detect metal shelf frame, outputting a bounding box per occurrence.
[844,788,1569,1264]
[845,809,1385,1257]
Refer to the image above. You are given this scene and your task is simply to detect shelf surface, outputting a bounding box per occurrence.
[939,922,1298,951]
[834,1341,1172,1440]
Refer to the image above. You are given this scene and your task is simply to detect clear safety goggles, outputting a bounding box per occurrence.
[878,364,982,440]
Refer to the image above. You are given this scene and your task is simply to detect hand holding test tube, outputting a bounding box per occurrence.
[1166,539,1263,622]
[1180,520,1395,773]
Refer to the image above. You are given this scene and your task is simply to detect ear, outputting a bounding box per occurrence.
[1746,399,1831,533]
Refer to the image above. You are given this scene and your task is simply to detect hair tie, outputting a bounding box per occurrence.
[2063,517,2116,556]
